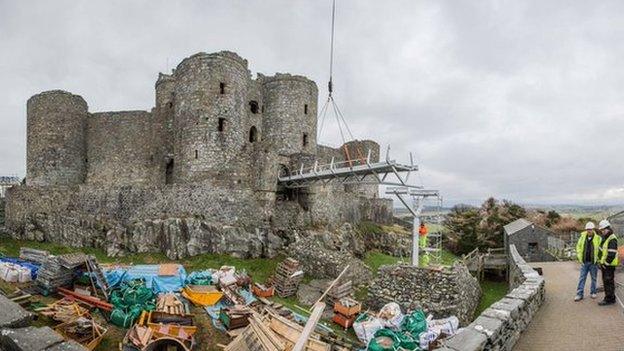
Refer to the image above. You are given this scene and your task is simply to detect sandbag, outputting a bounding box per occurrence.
[368,329,401,351]
[354,313,384,344]
[428,316,459,336]
[18,267,32,283]
[110,308,136,328]
[402,310,427,336]
[378,302,404,329]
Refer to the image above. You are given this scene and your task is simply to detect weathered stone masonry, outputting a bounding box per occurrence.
[436,244,545,351]
[367,264,482,326]
[5,51,394,259]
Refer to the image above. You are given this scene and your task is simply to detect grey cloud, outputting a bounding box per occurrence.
[1,0,623,205]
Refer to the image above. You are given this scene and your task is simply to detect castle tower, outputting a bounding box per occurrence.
[171,52,251,185]
[344,139,380,198]
[260,74,318,156]
[26,90,87,186]
[155,72,176,183]
[155,72,176,144]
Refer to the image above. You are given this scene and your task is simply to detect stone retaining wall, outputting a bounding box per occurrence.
[436,244,545,351]
[367,264,482,326]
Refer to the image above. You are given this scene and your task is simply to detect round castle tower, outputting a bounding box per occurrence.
[155,72,176,172]
[344,139,380,198]
[26,90,88,186]
[171,51,252,185]
[260,74,318,156]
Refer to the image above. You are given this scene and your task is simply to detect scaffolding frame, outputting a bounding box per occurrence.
[277,146,422,190]
[385,187,441,266]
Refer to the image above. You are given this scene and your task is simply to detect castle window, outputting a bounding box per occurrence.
[261,105,265,113]
[220,82,226,94]
[168,102,173,109]
[303,133,309,147]
[304,104,308,115]
[218,118,226,132]
[249,126,258,143]
[165,159,174,184]
[194,150,199,159]
[249,101,259,114]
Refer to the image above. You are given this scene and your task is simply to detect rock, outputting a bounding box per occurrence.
[297,284,323,306]
[15,213,285,260]
[46,341,89,351]
[0,326,66,351]
[0,295,34,328]
[289,236,373,286]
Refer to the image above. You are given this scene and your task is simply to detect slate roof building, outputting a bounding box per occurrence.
[608,211,624,237]
[504,218,562,262]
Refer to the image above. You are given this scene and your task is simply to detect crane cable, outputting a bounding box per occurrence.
[328,0,336,97]
[317,0,365,164]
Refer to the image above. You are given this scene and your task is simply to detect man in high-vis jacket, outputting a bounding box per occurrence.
[598,219,619,306]
[575,221,601,301]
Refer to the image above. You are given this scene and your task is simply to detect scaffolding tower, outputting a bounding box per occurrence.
[385,187,441,266]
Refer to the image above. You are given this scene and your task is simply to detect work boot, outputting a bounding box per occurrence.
[574,295,583,301]
[591,293,597,299]
[598,300,615,306]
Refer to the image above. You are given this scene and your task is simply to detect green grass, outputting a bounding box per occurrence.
[439,249,459,266]
[363,251,406,273]
[0,238,282,284]
[363,249,459,276]
[475,280,508,316]
[0,238,168,265]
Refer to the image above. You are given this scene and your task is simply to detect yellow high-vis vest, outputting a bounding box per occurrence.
[600,234,620,266]
[576,231,601,264]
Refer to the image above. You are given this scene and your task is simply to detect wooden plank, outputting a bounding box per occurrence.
[251,315,285,350]
[292,302,326,351]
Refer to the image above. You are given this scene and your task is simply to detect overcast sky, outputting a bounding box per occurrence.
[1,0,623,206]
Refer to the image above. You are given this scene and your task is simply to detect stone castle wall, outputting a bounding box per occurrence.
[87,111,163,186]
[437,245,545,351]
[6,50,394,258]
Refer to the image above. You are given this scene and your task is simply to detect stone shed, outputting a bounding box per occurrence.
[504,218,557,262]
[608,210,624,237]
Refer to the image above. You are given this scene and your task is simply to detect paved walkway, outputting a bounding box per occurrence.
[514,261,624,351]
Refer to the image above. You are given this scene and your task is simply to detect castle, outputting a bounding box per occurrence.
[5,51,393,259]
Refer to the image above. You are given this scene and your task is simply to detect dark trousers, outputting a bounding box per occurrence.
[601,266,616,302]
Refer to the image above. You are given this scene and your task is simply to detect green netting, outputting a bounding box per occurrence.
[402,310,427,336]
[368,329,401,351]
[109,279,155,328]
[186,271,213,285]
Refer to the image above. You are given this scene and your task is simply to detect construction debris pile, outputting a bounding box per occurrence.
[0,246,463,351]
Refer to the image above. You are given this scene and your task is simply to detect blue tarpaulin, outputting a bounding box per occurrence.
[105,264,187,294]
[0,258,40,279]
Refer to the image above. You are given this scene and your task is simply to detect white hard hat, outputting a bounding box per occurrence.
[585,222,596,230]
[599,219,611,230]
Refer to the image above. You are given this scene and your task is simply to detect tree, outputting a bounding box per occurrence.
[545,210,561,227]
[444,198,527,255]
